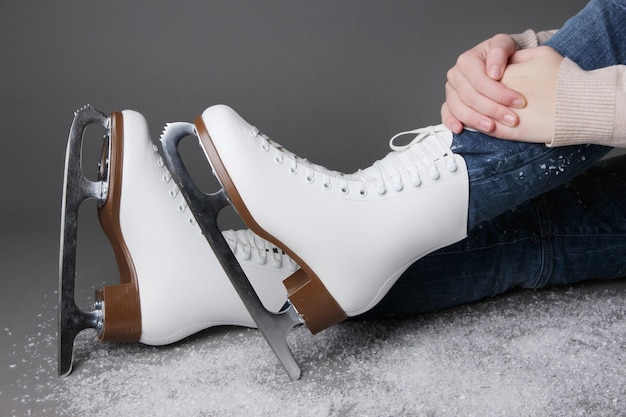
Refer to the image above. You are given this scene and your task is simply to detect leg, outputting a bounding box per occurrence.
[375,0,626,316]
[181,1,626,333]
[462,0,626,228]
[543,0,626,70]
[365,154,626,318]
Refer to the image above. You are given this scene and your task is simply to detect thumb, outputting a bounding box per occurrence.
[485,34,518,79]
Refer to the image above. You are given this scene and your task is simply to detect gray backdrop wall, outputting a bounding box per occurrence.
[0,1,593,414]
[1,0,589,236]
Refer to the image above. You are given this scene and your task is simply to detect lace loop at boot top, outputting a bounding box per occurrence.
[249,123,458,197]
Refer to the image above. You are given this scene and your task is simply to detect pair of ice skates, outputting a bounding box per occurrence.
[59,104,469,379]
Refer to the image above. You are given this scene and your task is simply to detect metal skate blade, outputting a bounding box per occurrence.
[160,122,303,380]
[58,105,108,376]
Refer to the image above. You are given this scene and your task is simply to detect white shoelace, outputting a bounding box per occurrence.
[223,229,298,270]
[254,124,457,196]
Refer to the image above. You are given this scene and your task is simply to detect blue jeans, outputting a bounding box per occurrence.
[365,154,626,318]
[366,0,626,318]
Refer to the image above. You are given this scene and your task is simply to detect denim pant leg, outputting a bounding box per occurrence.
[460,136,611,230]
[465,0,626,228]
[368,0,626,317]
[543,0,626,70]
[363,155,626,319]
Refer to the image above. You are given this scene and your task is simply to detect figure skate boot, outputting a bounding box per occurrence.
[58,106,296,377]
[189,105,469,334]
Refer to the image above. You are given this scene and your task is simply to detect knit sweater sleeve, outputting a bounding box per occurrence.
[550,59,626,147]
[510,29,557,49]
[511,29,626,147]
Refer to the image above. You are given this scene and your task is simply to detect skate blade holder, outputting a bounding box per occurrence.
[58,105,109,377]
[160,122,303,380]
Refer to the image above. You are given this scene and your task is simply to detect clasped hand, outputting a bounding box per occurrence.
[442,34,564,144]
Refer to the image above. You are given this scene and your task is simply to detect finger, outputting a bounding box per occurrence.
[446,77,520,128]
[444,82,496,132]
[440,103,464,134]
[451,55,526,109]
[485,34,519,80]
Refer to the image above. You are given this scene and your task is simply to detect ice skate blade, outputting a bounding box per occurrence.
[160,122,303,380]
[58,105,110,377]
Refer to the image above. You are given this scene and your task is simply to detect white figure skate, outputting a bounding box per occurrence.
[160,105,469,380]
[58,106,297,378]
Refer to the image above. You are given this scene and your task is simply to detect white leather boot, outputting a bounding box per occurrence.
[194,105,469,333]
[96,110,295,345]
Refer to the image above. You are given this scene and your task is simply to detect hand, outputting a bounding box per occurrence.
[488,46,564,143]
[441,34,526,134]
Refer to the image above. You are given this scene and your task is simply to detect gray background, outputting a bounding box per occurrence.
[2,1,611,416]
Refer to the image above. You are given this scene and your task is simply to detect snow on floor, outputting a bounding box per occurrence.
[5,284,626,417]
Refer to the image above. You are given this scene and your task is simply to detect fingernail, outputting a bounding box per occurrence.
[488,66,501,79]
[503,114,516,126]
[479,119,493,131]
[512,98,525,108]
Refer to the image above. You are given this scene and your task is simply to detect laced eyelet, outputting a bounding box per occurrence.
[178,203,186,212]
[274,156,283,164]
[341,186,349,194]
[169,188,179,198]
[447,159,458,172]
[288,259,298,271]
[411,176,422,187]
[289,166,298,174]
[306,175,315,183]
[260,142,270,152]
[323,182,331,190]
[162,173,172,183]
[188,217,196,225]
[428,167,440,180]
[375,183,386,195]
[240,248,251,260]
[359,188,368,196]
[156,158,164,168]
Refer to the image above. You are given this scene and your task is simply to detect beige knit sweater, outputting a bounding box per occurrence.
[512,29,626,148]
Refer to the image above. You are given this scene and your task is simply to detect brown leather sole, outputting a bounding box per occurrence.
[95,111,142,342]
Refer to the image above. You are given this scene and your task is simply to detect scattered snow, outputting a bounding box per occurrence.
[5,285,626,417]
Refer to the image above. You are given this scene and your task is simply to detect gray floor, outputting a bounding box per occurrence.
[4,1,623,416]
[2,222,626,416]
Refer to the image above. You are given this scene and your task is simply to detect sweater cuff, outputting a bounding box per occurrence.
[511,29,556,49]
[550,58,617,147]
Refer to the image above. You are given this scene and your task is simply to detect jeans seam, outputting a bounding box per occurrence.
[425,237,538,256]
[530,196,553,289]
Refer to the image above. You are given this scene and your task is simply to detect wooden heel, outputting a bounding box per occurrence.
[283,268,347,334]
[96,111,142,343]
